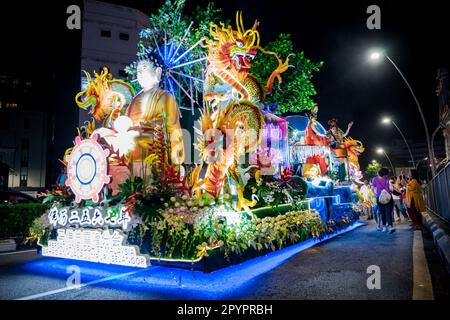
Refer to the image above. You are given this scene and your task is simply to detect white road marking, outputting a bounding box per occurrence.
[16,268,150,300]
[412,230,434,300]
[0,249,36,256]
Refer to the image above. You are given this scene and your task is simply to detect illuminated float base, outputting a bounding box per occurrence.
[42,228,149,268]
[29,221,365,298]
[39,203,360,272]
[149,212,359,272]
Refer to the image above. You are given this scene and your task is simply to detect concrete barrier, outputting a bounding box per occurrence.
[0,239,17,253]
[430,224,439,232]
[424,211,450,274]
[437,235,450,273]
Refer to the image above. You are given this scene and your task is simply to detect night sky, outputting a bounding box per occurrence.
[2,0,449,172]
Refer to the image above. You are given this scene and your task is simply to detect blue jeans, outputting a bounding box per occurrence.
[377,198,394,227]
[393,198,408,219]
[373,204,381,226]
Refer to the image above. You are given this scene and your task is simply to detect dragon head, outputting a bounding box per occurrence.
[207,11,260,72]
[75,67,128,123]
[344,137,365,156]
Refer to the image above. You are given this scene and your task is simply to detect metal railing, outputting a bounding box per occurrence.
[424,161,450,223]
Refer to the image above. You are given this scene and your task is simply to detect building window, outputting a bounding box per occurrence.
[21,138,29,150]
[21,150,29,167]
[118,70,127,78]
[119,32,129,41]
[20,174,28,187]
[100,30,111,38]
[0,115,8,129]
[6,103,17,109]
[24,118,30,129]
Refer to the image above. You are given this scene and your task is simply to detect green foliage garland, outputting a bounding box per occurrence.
[251,33,323,115]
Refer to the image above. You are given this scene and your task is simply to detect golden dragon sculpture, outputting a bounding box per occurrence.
[75,67,135,127]
[192,12,289,212]
[203,11,291,107]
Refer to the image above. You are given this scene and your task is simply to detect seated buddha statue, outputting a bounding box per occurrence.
[125,59,185,171]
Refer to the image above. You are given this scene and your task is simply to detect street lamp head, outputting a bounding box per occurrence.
[376,148,384,154]
[369,51,382,61]
[381,117,391,124]
[372,160,378,164]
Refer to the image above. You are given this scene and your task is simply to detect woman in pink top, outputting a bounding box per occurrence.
[371,167,395,233]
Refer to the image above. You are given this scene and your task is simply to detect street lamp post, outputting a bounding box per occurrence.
[376,147,395,175]
[381,117,415,167]
[370,51,436,176]
[431,124,444,169]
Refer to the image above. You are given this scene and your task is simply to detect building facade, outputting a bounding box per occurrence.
[0,75,47,194]
[80,0,150,126]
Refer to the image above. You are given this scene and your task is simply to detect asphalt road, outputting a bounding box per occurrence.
[0,220,448,300]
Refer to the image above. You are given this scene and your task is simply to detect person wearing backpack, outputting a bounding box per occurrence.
[371,167,395,234]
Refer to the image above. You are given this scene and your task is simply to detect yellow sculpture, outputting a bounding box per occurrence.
[192,12,292,212]
[125,59,185,168]
[203,11,290,108]
[192,100,264,212]
[75,67,135,127]
[343,137,365,172]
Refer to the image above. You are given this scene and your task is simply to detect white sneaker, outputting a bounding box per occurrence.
[388,226,396,234]
[382,227,387,232]
[376,226,382,231]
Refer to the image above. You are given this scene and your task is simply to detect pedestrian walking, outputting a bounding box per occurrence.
[360,179,375,219]
[372,168,395,233]
[406,169,426,230]
[392,176,408,222]
[400,176,411,220]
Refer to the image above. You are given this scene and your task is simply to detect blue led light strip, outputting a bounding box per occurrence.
[21,222,366,299]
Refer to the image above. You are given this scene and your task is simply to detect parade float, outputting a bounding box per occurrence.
[33,3,365,272]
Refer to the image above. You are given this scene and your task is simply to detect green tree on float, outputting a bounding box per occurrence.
[251,33,323,115]
[364,161,382,180]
